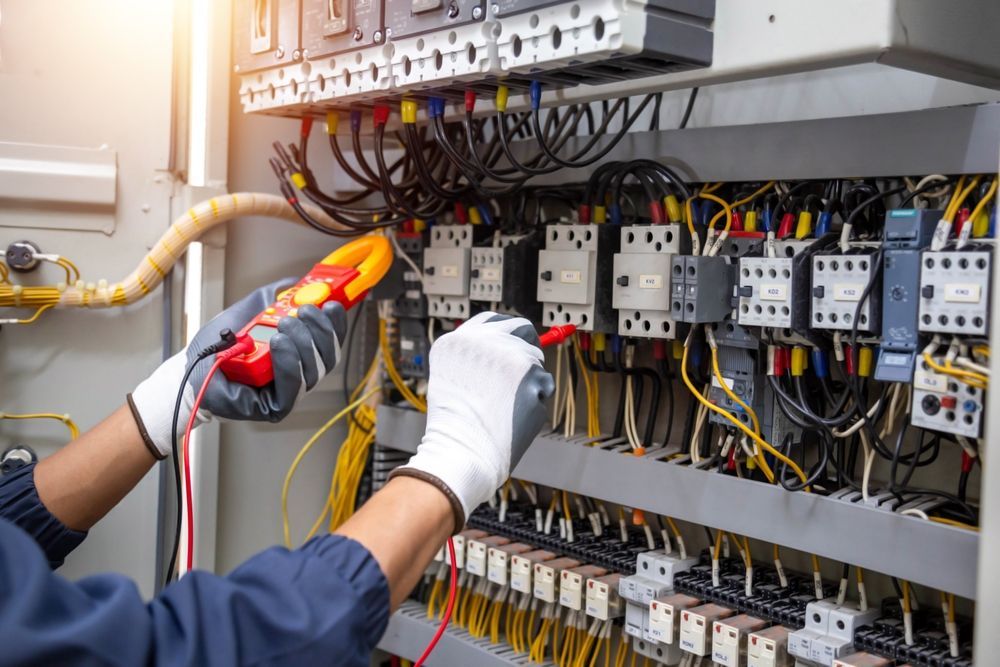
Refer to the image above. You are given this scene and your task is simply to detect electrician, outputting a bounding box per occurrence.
[0,280,554,666]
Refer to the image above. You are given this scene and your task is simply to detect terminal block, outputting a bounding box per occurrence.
[648,592,701,646]
[423,225,474,319]
[465,534,508,577]
[811,250,881,333]
[911,360,984,438]
[918,248,992,336]
[876,209,941,382]
[612,224,686,339]
[537,224,618,332]
[789,600,878,666]
[748,625,793,667]
[619,550,696,649]
[671,255,737,324]
[561,565,607,611]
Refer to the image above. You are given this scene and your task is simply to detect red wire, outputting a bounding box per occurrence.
[182,357,227,573]
[414,537,458,667]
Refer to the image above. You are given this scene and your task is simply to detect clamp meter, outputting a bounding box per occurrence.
[220,235,393,387]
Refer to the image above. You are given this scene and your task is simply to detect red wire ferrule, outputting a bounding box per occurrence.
[373,105,391,127]
[464,90,476,113]
[300,116,314,138]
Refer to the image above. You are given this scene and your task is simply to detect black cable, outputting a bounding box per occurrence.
[679,88,699,129]
[165,330,239,588]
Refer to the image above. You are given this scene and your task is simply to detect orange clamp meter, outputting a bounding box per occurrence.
[220,235,393,387]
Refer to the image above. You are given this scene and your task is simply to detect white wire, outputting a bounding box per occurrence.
[861,431,876,503]
[901,508,930,521]
[427,317,437,345]
[389,231,424,285]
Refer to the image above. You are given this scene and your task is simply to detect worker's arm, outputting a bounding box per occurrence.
[341,312,555,610]
[0,279,346,566]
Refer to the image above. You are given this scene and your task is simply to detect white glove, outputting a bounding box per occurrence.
[390,312,555,532]
[128,279,346,459]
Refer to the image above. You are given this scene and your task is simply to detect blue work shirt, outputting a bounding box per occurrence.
[0,463,390,666]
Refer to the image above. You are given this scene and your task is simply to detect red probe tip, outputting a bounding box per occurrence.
[539,324,577,348]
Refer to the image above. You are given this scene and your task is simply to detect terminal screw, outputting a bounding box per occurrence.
[472,5,483,19]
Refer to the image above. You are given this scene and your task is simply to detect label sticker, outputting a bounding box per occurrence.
[914,369,947,393]
[560,270,582,284]
[400,339,415,351]
[638,274,663,289]
[441,265,459,278]
[944,283,981,303]
[711,376,736,390]
[833,284,863,301]
[759,284,787,301]
[481,268,501,281]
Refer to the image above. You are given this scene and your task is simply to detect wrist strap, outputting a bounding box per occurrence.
[388,467,465,533]
[126,394,168,461]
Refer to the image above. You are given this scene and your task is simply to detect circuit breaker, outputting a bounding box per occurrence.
[537,224,618,332]
[876,209,941,382]
[302,0,384,57]
[612,224,685,338]
[671,255,736,324]
[911,361,984,438]
[423,225,473,319]
[789,600,877,666]
[918,249,992,336]
[811,250,881,333]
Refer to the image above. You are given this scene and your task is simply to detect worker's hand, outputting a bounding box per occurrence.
[390,312,555,532]
[128,278,346,459]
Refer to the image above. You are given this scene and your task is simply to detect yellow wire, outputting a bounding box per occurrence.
[713,529,724,559]
[929,516,980,531]
[923,352,988,389]
[3,303,55,325]
[379,318,427,412]
[901,580,912,614]
[708,345,774,479]
[0,411,79,440]
[706,182,775,232]
[968,179,997,235]
[947,593,956,622]
[0,262,9,283]
[701,182,724,194]
[973,345,990,358]
[681,342,807,486]
[948,175,982,222]
[281,386,380,548]
[944,176,969,221]
[699,192,734,240]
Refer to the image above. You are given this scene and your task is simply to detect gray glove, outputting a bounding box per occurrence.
[129,279,347,458]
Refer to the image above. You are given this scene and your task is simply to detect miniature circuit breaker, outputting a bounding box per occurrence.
[534,557,581,603]
[712,614,769,667]
[748,625,793,667]
[876,209,941,382]
[671,255,737,324]
[423,225,474,319]
[612,224,686,338]
[918,248,992,336]
[911,359,985,438]
[679,603,735,657]
[788,600,878,666]
[537,224,618,332]
[811,250,881,333]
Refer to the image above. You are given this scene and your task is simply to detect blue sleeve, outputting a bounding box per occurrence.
[0,462,86,568]
[0,518,391,667]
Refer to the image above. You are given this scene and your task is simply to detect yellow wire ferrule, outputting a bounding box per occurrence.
[495,85,509,113]
[290,172,308,190]
[790,347,807,377]
[594,205,607,224]
[412,218,428,233]
[672,340,684,360]
[664,195,682,223]
[858,347,874,377]
[744,210,758,232]
[468,206,483,225]
[326,112,339,135]
[401,100,418,124]
[795,211,813,239]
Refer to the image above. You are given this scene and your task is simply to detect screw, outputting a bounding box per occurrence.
[491,3,499,12]
[472,5,483,19]
[275,46,286,59]
[292,49,303,61]
[373,30,383,43]
[353,27,364,41]
[447,2,460,18]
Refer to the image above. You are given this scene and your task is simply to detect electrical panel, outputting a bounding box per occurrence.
[537,224,618,332]
[811,250,881,333]
[612,224,685,339]
[918,249,992,336]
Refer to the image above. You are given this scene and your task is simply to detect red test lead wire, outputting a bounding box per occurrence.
[182,336,254,573]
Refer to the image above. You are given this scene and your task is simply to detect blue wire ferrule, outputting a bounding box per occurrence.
[611,335,622,354]
[690,338,703,367]
[811,349,829,378]
[529,81,542,111]
[477,204,494,226]
[816,211,832,236]
[609,204,623,225]
[761,208,772,233]
[350,110,362,133]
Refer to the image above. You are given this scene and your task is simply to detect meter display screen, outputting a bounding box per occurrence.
[248,324,278,343]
